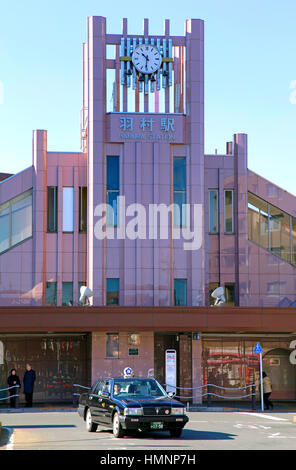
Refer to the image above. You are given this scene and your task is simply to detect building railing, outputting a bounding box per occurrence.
[0,385,20,401]
[163,383,257,409]
[72,382,257,410]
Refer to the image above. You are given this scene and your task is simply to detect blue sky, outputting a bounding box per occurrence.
[0,0,296,195]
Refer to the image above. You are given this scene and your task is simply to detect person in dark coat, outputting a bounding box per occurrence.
[7,369,21,408]
[23,363,36,407]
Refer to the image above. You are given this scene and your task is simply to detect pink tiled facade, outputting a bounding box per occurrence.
[1,16,296,402]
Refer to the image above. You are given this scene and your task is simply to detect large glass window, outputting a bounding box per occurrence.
[63,187,74,232]
[79,187,87,232]
[62,282,73,306]
[106,278,119,305]
[269,203,290,263]
[209,190,219,233]
[0,189,32,254]
[47,186,58,232]
[174,279,187,306]
[173,157,186,227]
[0,202,10,253]
[224,190,234,234]
[248,192,295,265]
[107,156,119,226]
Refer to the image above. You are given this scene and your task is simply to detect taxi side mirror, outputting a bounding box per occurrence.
[167,391,176,398]
[101,391,110,398]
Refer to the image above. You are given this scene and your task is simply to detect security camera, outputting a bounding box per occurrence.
[79,286,93,306]
[211,286,225,306]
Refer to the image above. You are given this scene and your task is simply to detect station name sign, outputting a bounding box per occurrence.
[107,113,185,144]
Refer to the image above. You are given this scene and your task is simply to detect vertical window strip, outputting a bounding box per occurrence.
[107,156,119,227]
[224,189,234,234]
[173,157,186,227]
[174,278,187,306]
[47,186,58,232]
[106,278,119,305]
[62,187,74,232]
[79,187,87,232]
[209,189,219,233]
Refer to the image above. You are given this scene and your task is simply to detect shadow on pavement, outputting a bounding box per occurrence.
[124,428,236,441]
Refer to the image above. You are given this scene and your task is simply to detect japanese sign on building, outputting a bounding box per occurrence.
[107,114,184,144]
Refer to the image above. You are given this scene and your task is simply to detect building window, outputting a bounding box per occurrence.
[209,190,219,233]
[106,332,119,358]
[248,192,295,265]
[79,187,87,232]
[107,156,119,226]
[62,282,73,306]
[63,187,74,232]
[224,283,235,306]
[106,278,119,305]
[0,189,33,254]
[173,157,186,227]
[174,279,187,306]
[46,281,57,306]
[224,190,234,233]
[47,186,58,232]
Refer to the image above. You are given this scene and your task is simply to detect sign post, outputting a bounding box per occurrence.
[165,349,177,394]
[254,342,264,411]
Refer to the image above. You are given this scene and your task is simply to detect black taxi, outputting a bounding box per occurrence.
[77,374,189,438]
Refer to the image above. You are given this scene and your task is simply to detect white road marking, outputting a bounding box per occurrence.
[237,412,287,421]
[234,423,271,430]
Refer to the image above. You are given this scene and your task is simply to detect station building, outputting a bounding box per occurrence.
[1,16,296,404]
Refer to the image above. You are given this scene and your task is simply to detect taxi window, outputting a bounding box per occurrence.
[111,379,166,397]
[102,381,110,394]
[92,381,103,395]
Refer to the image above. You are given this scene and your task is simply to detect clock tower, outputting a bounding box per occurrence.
[82,17,205,307]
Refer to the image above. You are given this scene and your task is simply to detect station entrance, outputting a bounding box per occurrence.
[0,333,91,404]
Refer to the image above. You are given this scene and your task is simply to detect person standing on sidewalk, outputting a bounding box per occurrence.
[23,363,36,407]
[263,371,273,410]
[7,369,21,408]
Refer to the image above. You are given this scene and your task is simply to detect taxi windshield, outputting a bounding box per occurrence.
[112,379,167,398]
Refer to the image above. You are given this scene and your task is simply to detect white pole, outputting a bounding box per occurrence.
[260,352,264,411]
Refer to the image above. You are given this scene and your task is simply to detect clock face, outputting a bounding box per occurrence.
[131,45,162,74]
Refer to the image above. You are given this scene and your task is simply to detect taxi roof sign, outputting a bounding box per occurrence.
[123,367,134,378]
[254,342,262,354]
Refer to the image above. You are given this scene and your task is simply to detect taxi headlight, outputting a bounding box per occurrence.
[124,407,143,416]
[171,407,185,415]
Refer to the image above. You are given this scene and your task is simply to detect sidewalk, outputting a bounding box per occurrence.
[188,401,296,413]
[1,401,296,414]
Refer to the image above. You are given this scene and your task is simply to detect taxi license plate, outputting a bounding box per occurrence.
[150,422,163,429]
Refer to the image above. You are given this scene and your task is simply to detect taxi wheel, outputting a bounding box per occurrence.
[112,412,124,438]
[170,428,182,438]
[86,408,98,432]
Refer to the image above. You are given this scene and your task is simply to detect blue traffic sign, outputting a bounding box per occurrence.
[254,342,262,354]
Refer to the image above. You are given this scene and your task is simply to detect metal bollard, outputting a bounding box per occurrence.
[207,384,211,407]
[251,383,256,410]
